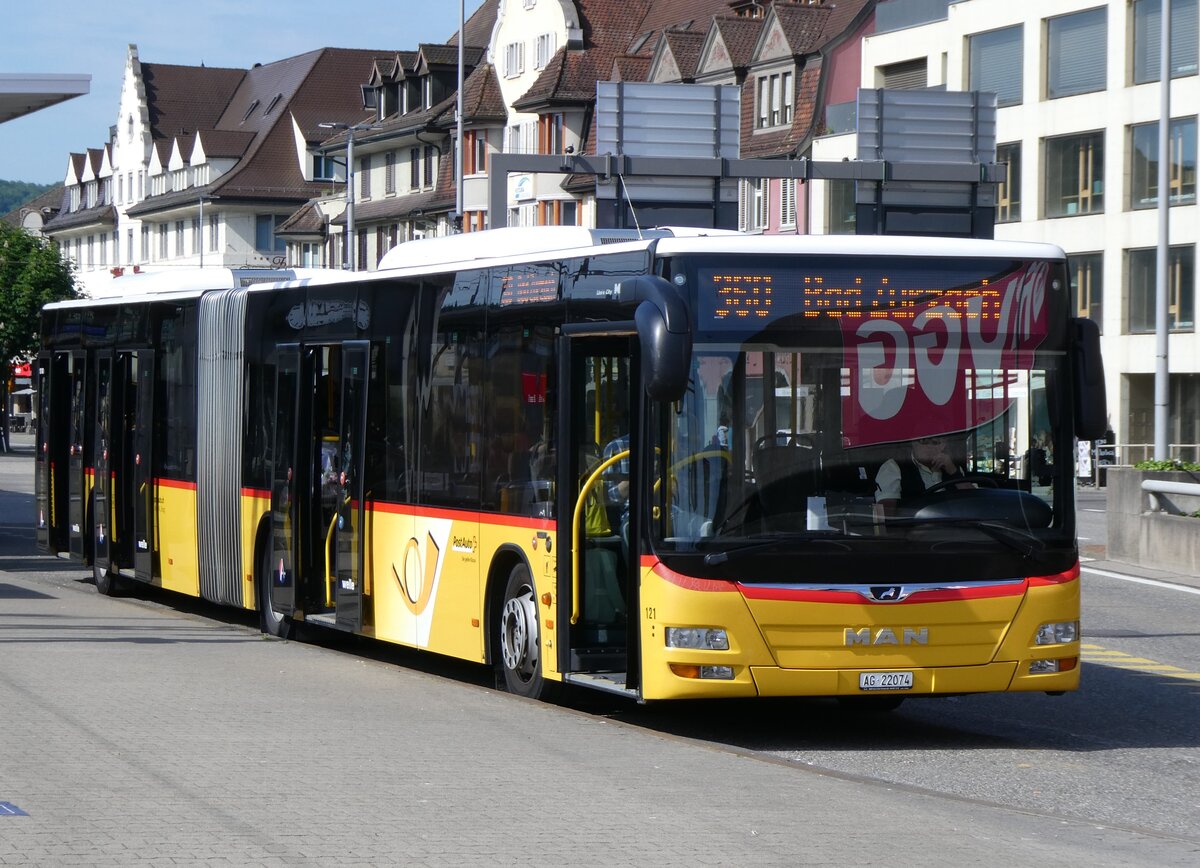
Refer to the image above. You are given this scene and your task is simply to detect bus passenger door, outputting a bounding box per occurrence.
[557,337,638,687]
[34,352,67,554]
[92,352,113,575]
[334,341,369,631]
[66,351,88,560]
[108,351,137,573]
[132,349,156,582]
[269,346,301,617]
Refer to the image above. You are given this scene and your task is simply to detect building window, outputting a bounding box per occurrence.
[1129,117,1197,209]
[878,58,927,90]
[1069,252,1103,331]
[208,214,219,252]
[86,235,94,267]
[826,180,856,235]
[174,220,185,257]
[504,41,525,78]
[191,218,200,253]
[313,154,338,181]
[140,226,149,262]
[756,71,794,129]
[1044,131,1104,217]
[99,233,108,267]
[1133,0,1199,84]
[741,179,768,231]
[464,130,488,175]
[410,147,420,189]
[523,0,536,8]
[1046,8,1106,99]
[255,215,286,254]
[385,151,396,195]
[779,179,796,228]
[157,224,168,260]
[423,146,434,189]
[969,25,1023,106]
[538,113,564,154]
[1128,245,1194,333]
[359,155,371,199]
[996,142,1021,223]
[534,33,557,70]
[127,229,134,264]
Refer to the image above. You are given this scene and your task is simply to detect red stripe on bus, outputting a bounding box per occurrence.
[368,501,553,530]
[1027,562,1080,586]
[241,487,270,500]
[736,582,1026,605]
[154,477,196,491]
[651,561,738,593]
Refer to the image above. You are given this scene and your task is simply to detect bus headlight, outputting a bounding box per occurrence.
[665,627,729,650]
[1035,621,1079,645]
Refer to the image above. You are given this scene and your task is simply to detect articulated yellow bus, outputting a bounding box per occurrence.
[36,227,1106,704]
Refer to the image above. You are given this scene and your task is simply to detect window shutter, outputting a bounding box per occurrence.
[970,26,1023,106]
[881,58,927,90]
[1047,9,1106,98]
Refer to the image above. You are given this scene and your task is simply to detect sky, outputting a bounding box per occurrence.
[0,0,484,184]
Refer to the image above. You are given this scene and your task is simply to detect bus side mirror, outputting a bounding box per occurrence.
[619,275,692,403]
[1072,317,1107,440]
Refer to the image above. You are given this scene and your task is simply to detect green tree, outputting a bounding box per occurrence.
[0,222,80,449]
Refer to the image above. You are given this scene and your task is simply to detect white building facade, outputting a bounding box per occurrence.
[854,0,1199,456]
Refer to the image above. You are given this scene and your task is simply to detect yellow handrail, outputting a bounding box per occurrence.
[324,509,339,607]
[571,449,629,625]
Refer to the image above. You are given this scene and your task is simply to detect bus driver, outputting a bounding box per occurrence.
[874,435,966,516]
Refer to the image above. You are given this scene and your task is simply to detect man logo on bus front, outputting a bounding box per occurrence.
[871,586,903,602]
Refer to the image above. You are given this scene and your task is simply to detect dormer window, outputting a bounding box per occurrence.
[242,99,260,123]
[264,93,282,115]
[755,71,793,130]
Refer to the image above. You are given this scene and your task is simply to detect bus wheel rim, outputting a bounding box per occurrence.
[501,585,537,680]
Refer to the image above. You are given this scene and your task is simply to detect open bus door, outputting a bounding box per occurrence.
[66,351,89,561]
[269,346,300,618]
[132,349,156,582]
[333,341,368,632]
[92,352,113,578]
[557,335,641,696]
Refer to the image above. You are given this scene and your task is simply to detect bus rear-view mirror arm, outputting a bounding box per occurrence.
[618,275,692,403]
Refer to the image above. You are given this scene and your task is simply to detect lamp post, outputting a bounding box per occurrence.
[319,121,374,270]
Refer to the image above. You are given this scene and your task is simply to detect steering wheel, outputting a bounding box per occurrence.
[920,473,1001,495]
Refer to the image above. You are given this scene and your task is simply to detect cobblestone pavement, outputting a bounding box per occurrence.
[1,441,1196,866]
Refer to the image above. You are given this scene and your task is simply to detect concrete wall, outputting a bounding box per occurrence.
[1107,468,1200,575]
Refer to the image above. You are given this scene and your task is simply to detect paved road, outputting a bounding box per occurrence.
[2,442,1198,865]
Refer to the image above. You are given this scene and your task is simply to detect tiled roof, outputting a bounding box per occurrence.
[773,3,835,55]
[661,30,707,79]
[460,63,508,123]
[709,16,762,69]
[417,44,484,69]
[194,129,256,159]
[611,55,652,81]
[139,62,245,140]
[449,0,499,48]
[276,201,327,236]
[40,203,116,233]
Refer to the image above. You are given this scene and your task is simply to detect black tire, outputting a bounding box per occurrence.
[496,562,555,700]
[258,543,294,639]
[94,561,122,596]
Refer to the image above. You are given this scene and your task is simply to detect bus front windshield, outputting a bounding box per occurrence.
[649,253,1077,582]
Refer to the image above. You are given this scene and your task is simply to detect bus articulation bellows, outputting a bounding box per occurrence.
[36,226,1106,704]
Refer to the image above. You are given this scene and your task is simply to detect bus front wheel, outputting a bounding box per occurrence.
[497,563,553,700]
[94,561,122,596]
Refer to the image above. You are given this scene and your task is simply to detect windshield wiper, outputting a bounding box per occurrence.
[703,533,851,565]
[885,518,1046,558]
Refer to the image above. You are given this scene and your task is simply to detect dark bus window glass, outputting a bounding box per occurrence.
[563,250,651,320]
[418,272,485,509]
[156,303,198,481]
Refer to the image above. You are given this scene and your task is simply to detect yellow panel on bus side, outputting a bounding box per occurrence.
[478,516,558,681]
[367,504,484,664]
[240,490,271,610]
[154,480,199,597]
